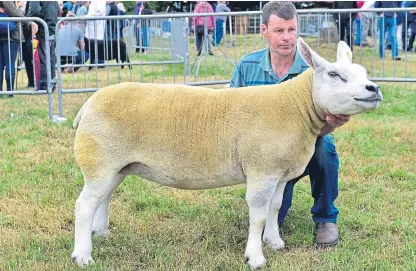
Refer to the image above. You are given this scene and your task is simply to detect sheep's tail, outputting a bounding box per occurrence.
[73,100,89,130]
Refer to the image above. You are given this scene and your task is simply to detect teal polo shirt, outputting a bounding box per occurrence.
[230,47,309,87]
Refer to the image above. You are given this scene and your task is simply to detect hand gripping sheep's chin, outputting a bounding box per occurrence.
[71,37,382,270]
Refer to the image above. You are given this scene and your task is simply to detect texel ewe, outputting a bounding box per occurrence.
[71,38,382,270]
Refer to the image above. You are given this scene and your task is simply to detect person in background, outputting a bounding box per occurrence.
[73,0,83,15]
[116,2,126,41]
[140,1,152,54]
[358,1,375,47]
[407,2,416,51]
[401,1,416,51]
[59,13,89,73]
[193,0,215,56]
[333,1,358,51]
[354,4,362,46]
[231,1,350,248]
[84,0,106,65]
[76,1,88,17]
[17,1,38,89]
[117,2,125,16]
[105,1,118,40]
[396,4,405,51]
[75,1,89,33]
[63,1,73,13]
[212,1,230,47]
[26,1,59,91]
[135,1,142,53]
[0,1,37,96]
[375,1,401,60]
[61,3,69,18]
[354,1,363,46]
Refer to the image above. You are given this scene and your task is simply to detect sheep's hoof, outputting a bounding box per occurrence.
[71,251,95,267]
[263,236,285,251]
[245,254,266,270]
[92,229,109,237]
[244,251,266,270]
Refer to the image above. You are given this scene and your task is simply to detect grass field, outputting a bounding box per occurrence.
[0,35,415,270]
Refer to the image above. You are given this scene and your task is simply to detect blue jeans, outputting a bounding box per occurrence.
[379,16,399,58]
[213,19,224,47]
[354,18,361,45]
[141,26,149,49]
[278,135,340,225]
[0,41,19,91]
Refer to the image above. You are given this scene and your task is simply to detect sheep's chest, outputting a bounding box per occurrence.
[243,131,317,181]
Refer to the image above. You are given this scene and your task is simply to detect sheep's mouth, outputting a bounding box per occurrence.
[354,97,381,103]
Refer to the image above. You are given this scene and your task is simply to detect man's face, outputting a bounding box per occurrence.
[261,14,297,58]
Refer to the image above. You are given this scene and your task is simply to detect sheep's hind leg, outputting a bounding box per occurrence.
[263,181,286,250]
[92,174,126,236]
[72,173,125,267]
[244,176,279,270]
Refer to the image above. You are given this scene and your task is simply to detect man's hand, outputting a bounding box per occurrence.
[31,22,38,35]
[325,109,350,128]
[319,109,350,136]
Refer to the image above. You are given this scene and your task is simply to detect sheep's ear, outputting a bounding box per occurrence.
[336,41,353,64]
[297,37,327,69]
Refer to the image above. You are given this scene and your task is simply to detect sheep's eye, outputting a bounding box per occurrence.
[328,72,338,78]
[328,72,347,82]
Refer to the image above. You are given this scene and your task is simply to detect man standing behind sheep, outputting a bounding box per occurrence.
[230,1,350,248]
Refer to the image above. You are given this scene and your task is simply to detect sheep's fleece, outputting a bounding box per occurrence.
[71,38,382,270]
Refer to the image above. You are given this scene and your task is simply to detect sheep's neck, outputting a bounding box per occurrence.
[287,69,326,137]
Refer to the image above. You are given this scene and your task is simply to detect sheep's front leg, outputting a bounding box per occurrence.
[263,181,286,250]
[245,177,278,270]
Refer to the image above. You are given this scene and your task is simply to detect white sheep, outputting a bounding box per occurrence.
[71,38,382,270]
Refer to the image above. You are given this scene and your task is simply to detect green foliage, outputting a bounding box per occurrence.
[122,1,136,14]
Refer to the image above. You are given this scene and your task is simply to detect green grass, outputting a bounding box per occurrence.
[0,37,415,270]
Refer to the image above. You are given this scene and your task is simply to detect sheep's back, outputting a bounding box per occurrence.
[76,83,243,179]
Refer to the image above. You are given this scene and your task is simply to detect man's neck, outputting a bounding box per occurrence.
[269,50,296,78]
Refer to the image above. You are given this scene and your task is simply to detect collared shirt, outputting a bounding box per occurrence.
[59,24,84,56]
[230,47,309,88]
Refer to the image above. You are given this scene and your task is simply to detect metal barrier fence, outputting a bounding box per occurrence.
[3,8,416,121]
[297,7,416,82]
[0,17,54,120]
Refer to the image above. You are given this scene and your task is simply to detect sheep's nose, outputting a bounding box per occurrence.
[366,84,380,93]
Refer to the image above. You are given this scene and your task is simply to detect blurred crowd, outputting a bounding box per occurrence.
[0,1,415,97]
[333,1,416,61]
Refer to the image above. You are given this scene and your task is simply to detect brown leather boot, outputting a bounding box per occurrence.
[314,222,339,248]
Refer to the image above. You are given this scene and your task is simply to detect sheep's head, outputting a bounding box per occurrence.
[297,37,382,116]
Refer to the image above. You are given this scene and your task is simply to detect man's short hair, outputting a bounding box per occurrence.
[262,1,297,26]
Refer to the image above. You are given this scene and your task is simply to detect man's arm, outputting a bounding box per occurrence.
[3,1,24,17]
[78,38,85,50]
[3,1,35,30]
[319,110,350,137]
[230,63,246,88]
